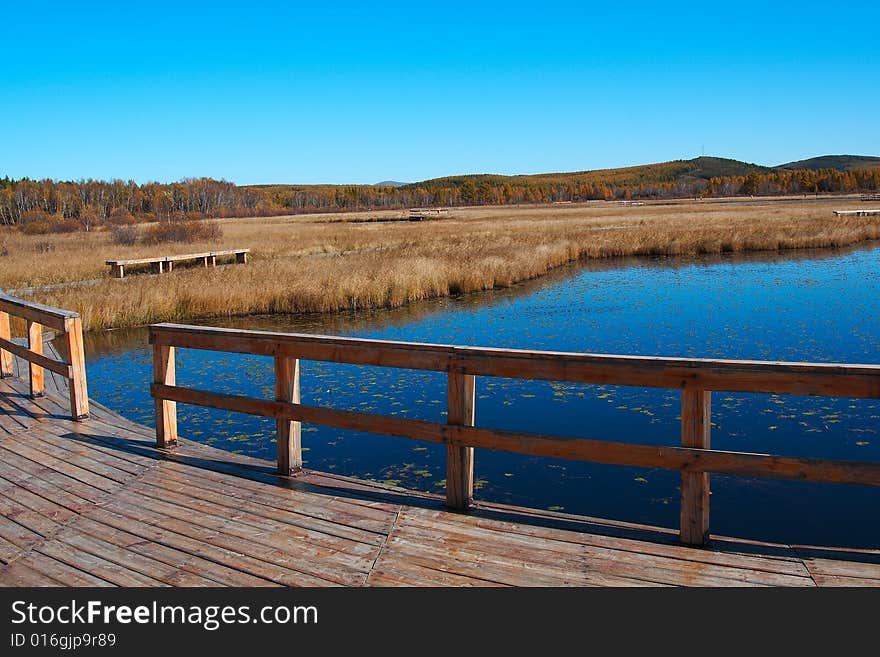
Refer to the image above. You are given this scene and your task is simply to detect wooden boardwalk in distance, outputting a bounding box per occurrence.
[1,374,879,587]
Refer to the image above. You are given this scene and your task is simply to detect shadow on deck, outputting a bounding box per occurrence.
[1,375,878,587]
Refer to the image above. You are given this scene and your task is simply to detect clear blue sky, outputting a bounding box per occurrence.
[2,1,878,185]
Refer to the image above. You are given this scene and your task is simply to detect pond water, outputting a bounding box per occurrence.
[80,246,880,548]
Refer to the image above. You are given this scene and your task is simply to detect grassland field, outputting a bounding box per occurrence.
[1,197,879,331]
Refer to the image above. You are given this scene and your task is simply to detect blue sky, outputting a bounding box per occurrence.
[2,1,878,184]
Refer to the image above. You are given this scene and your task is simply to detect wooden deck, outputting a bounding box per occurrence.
[1,375,878,587]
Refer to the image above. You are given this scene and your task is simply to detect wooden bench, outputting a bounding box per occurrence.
[106,249,249,279]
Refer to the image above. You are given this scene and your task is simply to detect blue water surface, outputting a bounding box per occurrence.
[82,246,880,547]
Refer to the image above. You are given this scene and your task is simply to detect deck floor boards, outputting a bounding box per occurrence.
[0,373,878,587]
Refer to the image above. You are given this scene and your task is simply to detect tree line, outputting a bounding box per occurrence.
[1,168,879,232]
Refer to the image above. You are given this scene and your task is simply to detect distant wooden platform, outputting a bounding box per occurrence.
[106,249,249,279]
[834,209,880,217]
[1,375,878,587]
[408,208,448,221]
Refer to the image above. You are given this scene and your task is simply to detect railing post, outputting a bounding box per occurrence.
[0,311,12,377]
[65,317,89,420]
[274,356,302,475]
[680,388,711,546]
[26,320,44,397]
[446,370,475,510]
[153,343,178,448]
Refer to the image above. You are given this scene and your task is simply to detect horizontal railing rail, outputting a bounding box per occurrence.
[149,322,880,546]
[0,291,89,419]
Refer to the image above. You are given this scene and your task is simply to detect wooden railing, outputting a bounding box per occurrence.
[148,322,880,546]
[0,292,89,420]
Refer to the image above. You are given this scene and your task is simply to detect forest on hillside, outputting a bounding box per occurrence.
[1,166,879,233]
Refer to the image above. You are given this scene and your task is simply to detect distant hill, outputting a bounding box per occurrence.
[240,154,879,208]
[776,155,880,172]
[402,157,771,191]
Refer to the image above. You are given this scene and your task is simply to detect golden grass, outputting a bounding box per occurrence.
[2,200,878,331]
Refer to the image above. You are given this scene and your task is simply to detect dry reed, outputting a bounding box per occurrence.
[1,200,878,331]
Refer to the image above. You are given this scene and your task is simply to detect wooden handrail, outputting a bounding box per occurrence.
[0,293,79,332]
[150,323,880,397]
[0,291,89,420]
[148,322,880,546]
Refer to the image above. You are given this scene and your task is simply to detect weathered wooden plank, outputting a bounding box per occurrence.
[35,539,167,587]
[0,560,66,586]
[274,356,301,475]
[108,489,377,583]
[84,505,338,586]
[680,389,711,546]
[367,557,507,587]
[123,479,382,557]
[153,344,178,448]
[51,528,195,587]
[797,552,880,580]
[0,391,37,432]
[0,514,45,551]
[812,574,880,587]
[0,293,77,332]
[69,516,270,587]
[149,323,880,398]
[0,311,13,377]
[0,439,123,493]
[0,475,83,525]
[10,552,115,587]
[28,421,157,474]
[151,383,880,486]
[0,533,26,563]
[0,470,94,524]
[137,469,387,545]
[395,511,813,586]
[137,463,398,534]
[446,371,475,509]
[433,508,809,577]
[2,432,148,481]
[384,531,642,586]
[150,324,453,371]
[0,444,111,505]
[66,317,89,419]
[27,321,44,397]
[0,337,72,378]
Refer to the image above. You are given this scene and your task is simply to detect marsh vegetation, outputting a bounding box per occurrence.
[2,199,879,330]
